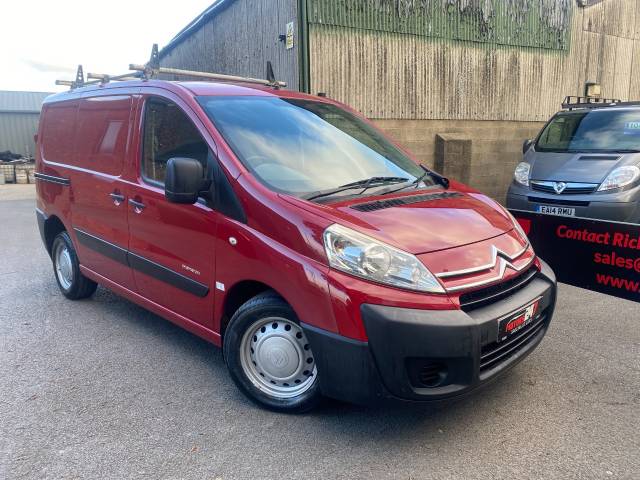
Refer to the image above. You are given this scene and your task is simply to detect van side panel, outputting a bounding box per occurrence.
[213,216,338,337]
[67,95,136,290]
[36,101,78,233]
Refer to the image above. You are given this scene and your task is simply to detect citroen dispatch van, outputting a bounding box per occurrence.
[507,98,640,222]
[35,79,557,412]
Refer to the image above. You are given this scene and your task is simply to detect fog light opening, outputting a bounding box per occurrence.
[419,362,448,388]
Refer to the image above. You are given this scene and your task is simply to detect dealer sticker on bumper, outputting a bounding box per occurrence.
[498,298,541,343]
[536,205,576,217]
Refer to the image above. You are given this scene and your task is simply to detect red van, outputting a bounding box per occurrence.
[35,79,557,412]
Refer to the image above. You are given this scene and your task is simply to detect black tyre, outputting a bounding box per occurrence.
[51,231,97,300]
[223,291,322,413]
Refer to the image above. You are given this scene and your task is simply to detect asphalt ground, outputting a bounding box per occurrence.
[1,185,639,480]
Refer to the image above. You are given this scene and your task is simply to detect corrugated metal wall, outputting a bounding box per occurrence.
[307,0,572,50]
[161,0,300,90]
[0,91,51,113]
[0,113,39,157]
[309,0,640,122]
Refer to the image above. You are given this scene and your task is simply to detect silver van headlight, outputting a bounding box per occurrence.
[323,224,444,293]
[598,166,640,192]
[514,162,531,186]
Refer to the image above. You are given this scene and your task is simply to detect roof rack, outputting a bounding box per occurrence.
[560,95,639,110]
[55,44,286,90]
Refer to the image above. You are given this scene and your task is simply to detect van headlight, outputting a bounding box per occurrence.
[514,162,531,186]
[323,224,445,293]
[597,166,640,192]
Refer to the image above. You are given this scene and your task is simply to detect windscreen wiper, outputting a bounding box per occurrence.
[304,176,409,201]
[421,165,450,188]
[379,165,449,196]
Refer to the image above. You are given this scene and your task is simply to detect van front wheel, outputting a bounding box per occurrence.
[223,292,321,413]
[51,232,97,300]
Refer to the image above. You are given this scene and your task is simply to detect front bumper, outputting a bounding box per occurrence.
[302,260,557,405]
[506,187,640,223]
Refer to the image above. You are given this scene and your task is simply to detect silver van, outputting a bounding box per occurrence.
[506,98,640,223]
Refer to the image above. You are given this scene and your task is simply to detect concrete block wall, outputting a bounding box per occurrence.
[434,133,472,185]
[374,119,545,203]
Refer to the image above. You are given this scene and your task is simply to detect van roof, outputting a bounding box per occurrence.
[44,79,317,105]
[557,105,640,115]
[561,96,640,112]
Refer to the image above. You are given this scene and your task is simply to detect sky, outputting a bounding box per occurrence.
[0,0,215,93]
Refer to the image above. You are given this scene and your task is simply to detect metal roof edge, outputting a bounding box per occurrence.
[0,109,43,114]
[0,90,53,113]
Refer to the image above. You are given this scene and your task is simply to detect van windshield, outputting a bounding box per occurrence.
[536,109,640,153]
[197,96,431,199]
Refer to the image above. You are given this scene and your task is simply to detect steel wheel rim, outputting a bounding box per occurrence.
[240,317,317,399]
[54,242,73,290]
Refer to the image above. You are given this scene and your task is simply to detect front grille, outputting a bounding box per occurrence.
[578,155,619,161]
[350,192,463,212]
[531,183,597,195]
[528,196,590,207]
[479,314,547,376]
[459,266,538,312]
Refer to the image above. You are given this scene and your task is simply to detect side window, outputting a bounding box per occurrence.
[142,97,209,184]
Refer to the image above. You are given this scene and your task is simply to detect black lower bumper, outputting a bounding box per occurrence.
[302,259,557,406]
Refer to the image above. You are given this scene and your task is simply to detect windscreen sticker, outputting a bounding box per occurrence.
[623,121,640,136]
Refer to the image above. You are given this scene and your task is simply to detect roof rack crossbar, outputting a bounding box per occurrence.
[86,72,143,84]
[129,64,286,88]
[54,43,287,90]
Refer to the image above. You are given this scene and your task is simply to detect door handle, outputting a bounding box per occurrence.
[129,198,145,213]
[109,192,125,206]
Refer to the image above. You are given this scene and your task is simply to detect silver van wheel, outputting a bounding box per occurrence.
[54,242,74,290]
[240,317,317,399]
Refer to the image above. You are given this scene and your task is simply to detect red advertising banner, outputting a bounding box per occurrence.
[510,210,640,303]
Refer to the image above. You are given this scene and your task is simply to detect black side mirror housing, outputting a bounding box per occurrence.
[165,157,205,204]
[523,139,533,154]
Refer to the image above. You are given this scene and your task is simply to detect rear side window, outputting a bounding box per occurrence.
[41,101,78,164]
[75,95,132,175]
[142,97,208,184]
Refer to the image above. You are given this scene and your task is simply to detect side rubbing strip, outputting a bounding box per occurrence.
[127,252,209,298]
[74,228,209,297]
[34,172,70,186]
[75,229,129,266]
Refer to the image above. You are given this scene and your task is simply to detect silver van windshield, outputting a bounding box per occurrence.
[536,109,640,153]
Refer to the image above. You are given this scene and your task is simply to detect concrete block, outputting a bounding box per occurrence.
[434,133,472,184]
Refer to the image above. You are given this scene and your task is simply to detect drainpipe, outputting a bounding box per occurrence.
[297,0,310,93]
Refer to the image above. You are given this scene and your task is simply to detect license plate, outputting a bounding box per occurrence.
[497,298,541,343]
[535,205,576,217]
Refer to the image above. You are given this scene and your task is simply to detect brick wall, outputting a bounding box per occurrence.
[374,119,545,203]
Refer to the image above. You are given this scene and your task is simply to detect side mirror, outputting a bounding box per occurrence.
[522,139,533,154]
[165,157,205,204]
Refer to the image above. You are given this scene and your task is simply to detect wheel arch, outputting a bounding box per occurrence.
[43,214,67,255]
[219,280,290,339]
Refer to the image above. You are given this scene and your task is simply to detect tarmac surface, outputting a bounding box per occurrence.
[1,185,638,479]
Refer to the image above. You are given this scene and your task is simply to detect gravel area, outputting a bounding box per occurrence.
[1,187,638,479]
